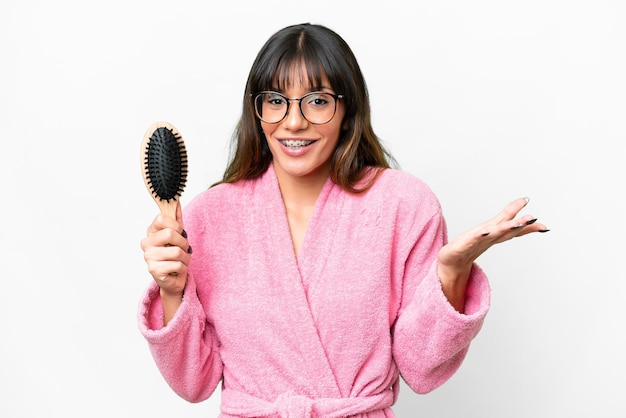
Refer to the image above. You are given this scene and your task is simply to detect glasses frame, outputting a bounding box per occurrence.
[251,91,344,125]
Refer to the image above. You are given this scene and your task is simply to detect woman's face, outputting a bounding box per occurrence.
[260,68,345,186]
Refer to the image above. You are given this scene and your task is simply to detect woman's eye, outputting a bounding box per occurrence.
[267,95,285,105]
[307,94,330,106]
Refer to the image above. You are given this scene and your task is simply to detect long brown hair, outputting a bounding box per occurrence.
[218,23,396,193]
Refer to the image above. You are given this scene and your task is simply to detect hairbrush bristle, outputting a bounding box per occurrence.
[143,126,188,202]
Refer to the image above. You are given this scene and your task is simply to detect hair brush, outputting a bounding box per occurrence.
[140,121,188,220]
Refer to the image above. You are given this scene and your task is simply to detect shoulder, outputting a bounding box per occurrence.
[185,182,237,211]
[373,168,431,190]
[341,168,443,228]
[182,178,258,226]
[365,168,441,212]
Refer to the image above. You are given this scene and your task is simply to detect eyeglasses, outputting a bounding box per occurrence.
[252,91,344,125]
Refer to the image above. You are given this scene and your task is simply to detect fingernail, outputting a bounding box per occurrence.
[524,197,530,205]
[526,218,537,225]
[511,224,523,230]
[181,229,188,238]
[538,229,550,233]
[481,232,490,237]
[187,245,193,254]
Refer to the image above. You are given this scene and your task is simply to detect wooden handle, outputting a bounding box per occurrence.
[156,198,179,220]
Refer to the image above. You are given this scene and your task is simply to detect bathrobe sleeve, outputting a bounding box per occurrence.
[137,269,223,403]
[391,190,491,394]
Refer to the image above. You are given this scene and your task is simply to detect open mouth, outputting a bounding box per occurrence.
[279,139,314,149]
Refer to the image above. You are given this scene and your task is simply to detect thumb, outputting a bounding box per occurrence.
[175,201,184,227]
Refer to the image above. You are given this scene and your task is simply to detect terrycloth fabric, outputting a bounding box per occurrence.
[138,164,490,417]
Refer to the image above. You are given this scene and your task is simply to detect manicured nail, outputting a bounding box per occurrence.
[523,197,530,206]
[187,245,193,254]
[511,224,523,230]
[538,229,550,233]
[481,232,490,237]
[181,229,188,238]
[526,218,537,225]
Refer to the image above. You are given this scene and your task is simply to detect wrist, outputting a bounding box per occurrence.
[437,263,472,313]
[159,287,184,326]
[160,287,183,300]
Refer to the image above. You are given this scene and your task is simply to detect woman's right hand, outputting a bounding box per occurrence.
[140,203,191,323]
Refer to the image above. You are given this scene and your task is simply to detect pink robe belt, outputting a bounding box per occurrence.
[220,387,395,417]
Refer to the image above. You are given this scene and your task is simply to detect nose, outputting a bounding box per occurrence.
[283,99,308,130]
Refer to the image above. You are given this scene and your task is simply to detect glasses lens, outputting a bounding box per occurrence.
[301,93,337,124]
[254,92,287,124]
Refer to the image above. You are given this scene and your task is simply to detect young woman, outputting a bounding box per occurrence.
[139,23,548,417]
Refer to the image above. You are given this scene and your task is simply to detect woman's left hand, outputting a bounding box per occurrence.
[437,197,549,311]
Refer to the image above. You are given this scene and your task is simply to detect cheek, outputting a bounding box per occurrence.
[260,124,279,147]
[323,121,344,144]
[260,122,272,137]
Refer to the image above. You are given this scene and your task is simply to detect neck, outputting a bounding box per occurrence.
[274,164,330,209]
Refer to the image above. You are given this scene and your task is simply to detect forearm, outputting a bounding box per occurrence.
[138,278,223,402]
[393,262,490,394]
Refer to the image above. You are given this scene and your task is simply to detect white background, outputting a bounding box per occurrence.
[2,1,624,417]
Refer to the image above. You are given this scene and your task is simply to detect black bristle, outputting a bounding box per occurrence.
[145,127,188,202]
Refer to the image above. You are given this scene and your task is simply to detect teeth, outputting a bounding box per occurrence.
[281,139,313,148]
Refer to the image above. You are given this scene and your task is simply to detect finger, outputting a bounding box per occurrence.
[491,197,530,224]
[485,218,550,245]
[144,243,191,267]
[154,267,188,295]
[479,214,538,239]
[176,202,184,226]
[141,229,184,251]
[511,221,550,237]
[148,258,189,280]
[146,212,182,235]
[508,215,537,230]
[478,197,530,236]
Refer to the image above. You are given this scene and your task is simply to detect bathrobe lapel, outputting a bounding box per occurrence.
[262,166,344,395]
[296,177,344,300]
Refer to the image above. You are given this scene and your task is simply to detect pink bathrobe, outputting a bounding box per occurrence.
[138,165,490,417]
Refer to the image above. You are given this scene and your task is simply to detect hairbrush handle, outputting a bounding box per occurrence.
[140,121,188,220]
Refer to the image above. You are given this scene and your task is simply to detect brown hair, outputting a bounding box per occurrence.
[218,23,396,192]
